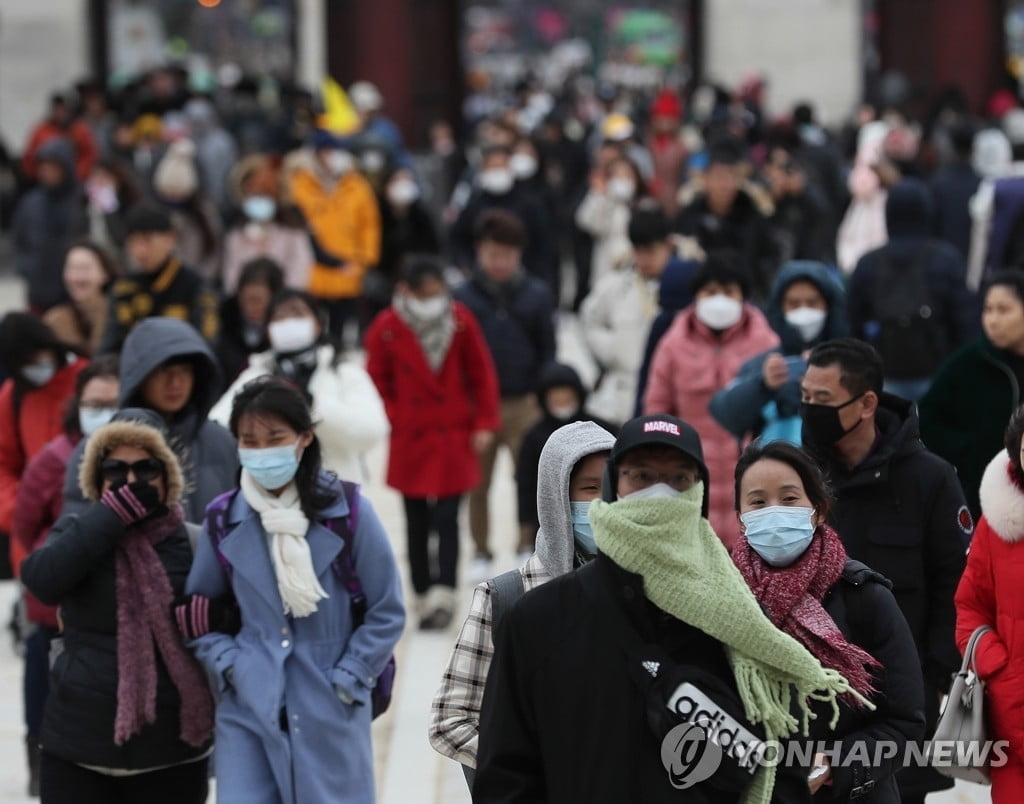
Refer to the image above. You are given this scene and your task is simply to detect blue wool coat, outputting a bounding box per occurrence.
[186,477,405,804]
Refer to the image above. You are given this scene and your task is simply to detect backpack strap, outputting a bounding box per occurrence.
[487,569,526,643]
[204,489,239,577]
[326,480,365,615]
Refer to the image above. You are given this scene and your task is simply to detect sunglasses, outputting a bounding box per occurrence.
[99,458,165,486]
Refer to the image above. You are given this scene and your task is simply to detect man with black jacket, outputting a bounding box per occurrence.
[454,210,555,576]
[799,339,969,804]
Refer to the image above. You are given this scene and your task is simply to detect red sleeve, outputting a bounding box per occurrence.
[457,305,502,433]
[12,443,65,555]
[364,315,398,422]
[71,121,99,181]
[954,518,1007,679]
[0,381,26,533]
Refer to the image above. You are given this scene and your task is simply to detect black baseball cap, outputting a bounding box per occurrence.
[602,414,710,513]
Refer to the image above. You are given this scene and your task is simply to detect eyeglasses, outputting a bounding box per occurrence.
[617,466,697,492]
[99,458,165,486]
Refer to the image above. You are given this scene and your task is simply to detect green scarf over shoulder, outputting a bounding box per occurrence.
[591,483,870,804]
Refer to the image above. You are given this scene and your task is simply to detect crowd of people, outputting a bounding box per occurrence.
[3,62,1024,802]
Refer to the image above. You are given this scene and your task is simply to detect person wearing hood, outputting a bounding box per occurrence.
[449,144,552,286]
[474,415,859,803]
[515,363,617,548]
[710,261,848,445]
[365,255,501,629]
[63,318,238,523]
[799,339,968,804]
[453,209,555,575]
[211,289,388,483]
[430,421,615,774]
[12,138,89,312]
[21,411,214,802]
[0,314,89,573]
[288,130,381,343]
[644,258,780,547]
[98,205,220,354]
[847,178,975,401]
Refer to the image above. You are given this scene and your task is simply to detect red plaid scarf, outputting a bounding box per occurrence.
[733,524,880,704]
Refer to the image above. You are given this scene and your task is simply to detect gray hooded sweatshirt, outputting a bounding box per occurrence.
[62,318,239,523]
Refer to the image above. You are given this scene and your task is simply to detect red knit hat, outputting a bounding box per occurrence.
[651,89,682,121]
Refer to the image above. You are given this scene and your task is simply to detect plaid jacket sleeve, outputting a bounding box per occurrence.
[429,558,550,767]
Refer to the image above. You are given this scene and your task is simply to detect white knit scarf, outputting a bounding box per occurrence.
[240,470,328,618]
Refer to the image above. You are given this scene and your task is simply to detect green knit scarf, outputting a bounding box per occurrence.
[591,483,870,804]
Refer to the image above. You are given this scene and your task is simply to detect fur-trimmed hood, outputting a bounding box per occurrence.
[79,421,185,504]
[979,452,1024,542]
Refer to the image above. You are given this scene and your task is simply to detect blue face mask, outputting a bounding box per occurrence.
[239,440,302,490]
[79,406,117,436]
[570,501,596,555]
[740,506,816,567]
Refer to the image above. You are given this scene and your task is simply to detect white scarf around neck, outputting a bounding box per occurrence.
[241,470,328,618]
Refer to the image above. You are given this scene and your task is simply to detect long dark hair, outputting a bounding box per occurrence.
[1004,404,1024,487]
[228,375,335,519]
[734,440,833,520]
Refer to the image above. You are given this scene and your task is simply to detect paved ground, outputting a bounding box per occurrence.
[0,273,991,802]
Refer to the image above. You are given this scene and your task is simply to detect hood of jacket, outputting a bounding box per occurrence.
[885,178,932,239]
[658,256,698,312]
[119,318,222,431]
[35,138,78,195]
[766,261,849,354]
[979,452,1024,542]
[535,362,587,419]
[535,421,616,577]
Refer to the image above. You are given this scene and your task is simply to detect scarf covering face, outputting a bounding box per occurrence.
[241,470,328,617]
[393,293,455,372]
[591,483,870,804]
[115,503,213,747]
[733,524,881,704]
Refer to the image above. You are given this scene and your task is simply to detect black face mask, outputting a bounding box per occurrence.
[800,394,865,447]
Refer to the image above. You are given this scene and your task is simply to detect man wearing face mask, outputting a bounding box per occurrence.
[799,338,968,804]
[0,314,89,575]
[475,414,854,802]
[515,363,617,550]
[644,257,780,547]
[710,261,849,445]
[289,130,381,343]
[449,144,552,287]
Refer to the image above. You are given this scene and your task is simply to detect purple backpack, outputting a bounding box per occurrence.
[204,480,396,719]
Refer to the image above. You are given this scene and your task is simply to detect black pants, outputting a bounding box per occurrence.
[40,751,208,804]
[404,495,461,595]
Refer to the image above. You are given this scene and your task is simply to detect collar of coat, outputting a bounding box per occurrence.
[979,452,1024,542]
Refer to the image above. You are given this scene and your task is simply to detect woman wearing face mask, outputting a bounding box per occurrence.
[711,261,849,446]
[210,289,388,482]
[83,159,141,256]
[44,240,119,356]
[365,255,501,628]
[21,411,214,803]
[221,155,314,295]
[185,376,404,804]
[12,356,119,797]
[644,257,780,547]
[214,257,285,383]
[733,440,925,802]
[0,314,89,573]
[575,155,649,286]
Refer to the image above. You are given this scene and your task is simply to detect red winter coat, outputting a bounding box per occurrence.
[643,305,780,547]
[955,453,1024,793]
[365,302,501,498]
[12,433,78,626]
[0,357,87,570]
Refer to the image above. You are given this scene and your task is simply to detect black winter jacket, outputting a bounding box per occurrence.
[474,554,812,803]
[21,504,208,769]
[806,395,967,796]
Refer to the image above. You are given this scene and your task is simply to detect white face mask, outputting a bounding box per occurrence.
[268,316,318,353]
[479,168,515,195]
[695,294,743,331]
[406,295,449,321]
[607,177,636,202]
[510,153,538,179]
[387,178,420,207]
[22,361,57,387]
[619,482,682,501]
[784,306,827,343]
[362,150,386,173]
[79,406,117,436]
[549,406,577,421]
[242,195,276,223]
[324,150,355,177]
